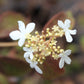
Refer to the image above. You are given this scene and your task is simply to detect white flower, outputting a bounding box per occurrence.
[23,47,34,60]
[23,47,43,74]
[25,57,43,74]
[29,61,43,74]
[59,49,72,69]
[9,21,35,47]
[58,19,77,42]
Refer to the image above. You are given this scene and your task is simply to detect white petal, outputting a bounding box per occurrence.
[58,53,63,57]
[64,56,71,64]
[30,53,34,60]
[30,62,34,68]
[18,21,26,33]
[64,19,71,28]
[59,58,64,69]
[25,57,31,63]
[69,29,77,35]
[35,65,43,74]
[30,61,38,68]
[23,47,31,52]
[24,52,30,58]
[18,37,25,47]
[64,49,71,56]
[58,20,65,29]
[26,23,35,33]
[9,30,21,40]
[65,31,73,42]
[23,47,28,51]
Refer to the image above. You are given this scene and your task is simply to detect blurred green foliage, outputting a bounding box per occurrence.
[65,60,82,75]
[0,74,9,84]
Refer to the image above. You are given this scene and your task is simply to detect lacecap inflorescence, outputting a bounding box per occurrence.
[9,19,77,74]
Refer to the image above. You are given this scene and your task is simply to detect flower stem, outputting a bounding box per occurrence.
[0,42,18,47]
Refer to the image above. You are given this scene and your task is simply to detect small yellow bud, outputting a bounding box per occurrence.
[40,36,43,39]
[25,44,30,47]
[31,44,34,46]
[35,31,39,34]
[54,54,59,59]
[38,59,40,62]
[42,57,45,59]
[28,40,31,43]
[48,52,51,55]
[40,39,43,42]
[57,46,60,49]
[60,49,64,53]
[46,48,48,50]
[60,34,63,37]
[40,61,43,64]
[52,55,54,57]
[57,50,60,53]
[48,32,52,36]
[46,28,49,31]
[54,49,57,51]
[38,43,41,45]
[46,34,49,37]
[53,46,56,49]
[39,48,42,51]
[35,54,38,57]
[55,33,58,36]
[49,43,52,46]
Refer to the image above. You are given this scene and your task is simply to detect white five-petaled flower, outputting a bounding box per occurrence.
[9,21,35,47]
[59,49,72,69]
[23,47,43,74]
[58,19,77,42]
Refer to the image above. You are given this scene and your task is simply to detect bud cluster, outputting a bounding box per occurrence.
[9,19,77,74]
[25,25,64,64]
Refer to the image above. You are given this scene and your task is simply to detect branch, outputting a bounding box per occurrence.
[0,42,18,47]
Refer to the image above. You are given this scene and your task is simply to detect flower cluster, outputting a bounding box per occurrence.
[9,19,77,74]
